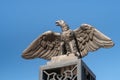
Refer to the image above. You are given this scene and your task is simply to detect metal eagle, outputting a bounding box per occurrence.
[22,20,114,60]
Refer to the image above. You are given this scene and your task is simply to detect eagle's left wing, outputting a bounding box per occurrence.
[22,31,61,60]
[74,24,114,57]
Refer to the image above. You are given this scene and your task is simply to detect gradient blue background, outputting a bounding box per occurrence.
[0,0,119,80]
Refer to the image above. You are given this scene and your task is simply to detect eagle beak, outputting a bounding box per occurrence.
[55,21,59,26]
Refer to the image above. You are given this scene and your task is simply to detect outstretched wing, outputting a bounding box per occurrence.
[22,31,61,60]
[74,24,114,57]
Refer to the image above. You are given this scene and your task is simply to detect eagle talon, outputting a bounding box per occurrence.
[74,52,80,57]
[66,52,70,56]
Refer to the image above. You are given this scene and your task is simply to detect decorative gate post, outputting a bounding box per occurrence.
[40,54,96,80]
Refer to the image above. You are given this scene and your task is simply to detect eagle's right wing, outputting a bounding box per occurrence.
[22,31,61,60]
[74,24,114,57]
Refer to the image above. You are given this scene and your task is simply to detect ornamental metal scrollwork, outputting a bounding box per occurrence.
[43,65,77,80]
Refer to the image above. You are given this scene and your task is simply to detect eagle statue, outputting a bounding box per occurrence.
[22,20,114,60]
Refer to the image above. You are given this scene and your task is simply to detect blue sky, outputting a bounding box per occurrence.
[0,0,120,80]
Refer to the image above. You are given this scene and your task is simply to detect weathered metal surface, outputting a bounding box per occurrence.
[40,56,96,80]
[22,20,114,60]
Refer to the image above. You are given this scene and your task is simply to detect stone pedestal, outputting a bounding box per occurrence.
[40,54,96,80]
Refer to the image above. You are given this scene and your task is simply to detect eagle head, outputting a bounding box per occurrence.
[55,20,69,31]
[55,20,66,26]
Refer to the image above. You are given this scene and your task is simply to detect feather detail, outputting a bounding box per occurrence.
[22,31,61,60]
[74,24,114,58]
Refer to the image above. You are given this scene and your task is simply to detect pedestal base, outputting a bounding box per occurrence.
[40,54,96,80]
